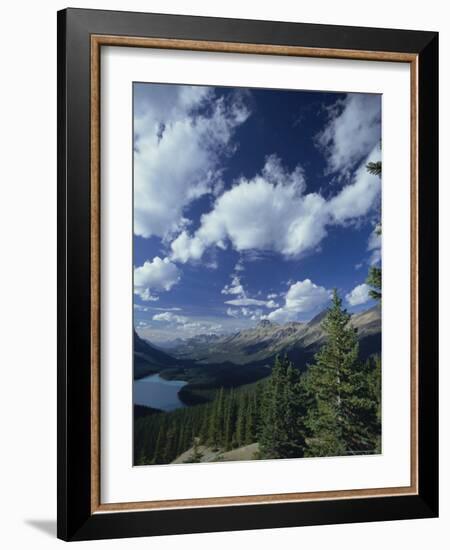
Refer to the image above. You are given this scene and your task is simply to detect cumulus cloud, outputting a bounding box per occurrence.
[346,283,371,306]
[265,279,331,323]
[134,256,180,301]
[327,147,381,223]
[170,155,324,262]
[170,232,206,263]
[316,93,381,175]
[134,84,249,240]
[170,151,381,264]
[153,312,188,324]
[221,275,245,296]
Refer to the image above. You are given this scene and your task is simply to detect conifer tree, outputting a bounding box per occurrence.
[281,363,308,456]
[162,423,177,463]
[199,407,210,443]
[365,157,382,301]
[177,424,186,457]
[259,355,307,459]
[366,160,382,176]
[365,355,382,452]
[207,388,225,449]
[215,387,225,447]
[136,449,148,466]
[207,396,219,447]
[235,394,246,447]
[366,266,382,301]
[244,392,257,445]
[152,427,164,464]
[224,389,235,450]
[305,290,378,457]
[259,355,283,458]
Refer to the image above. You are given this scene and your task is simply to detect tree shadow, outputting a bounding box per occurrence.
[25,519,56,538]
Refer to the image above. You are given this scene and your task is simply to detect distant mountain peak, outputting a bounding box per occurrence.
[308,308,329,326]
[256,319,277,329]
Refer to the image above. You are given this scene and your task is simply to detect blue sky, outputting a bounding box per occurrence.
[133,82,381,343]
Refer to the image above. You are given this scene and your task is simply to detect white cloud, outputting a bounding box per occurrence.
[251,312,263,321]
[346,283,371,306]
[221,275,245,296]
[266,279,331,323]
[204,257,219,270]
[221,271,278,311]
[134,256,180,301]
[134,84,249,240]
[153,312,188,324]
[139,291,159,302]
[327,147,381,223]
[134,304,182,312]
[151,307,182,312]
[170,232,206,263]
[267,293,278,299]
[226,306,263,321]
[170,151,381,264]
[181,321,223,333]
[153,311,223,335]
[225,297,278,308]
[170,155,326,262]
[316,93,381,175]
[226,308,240,318]
[367,224,382,265]
[369,249,381,266]
[134,83,210,126]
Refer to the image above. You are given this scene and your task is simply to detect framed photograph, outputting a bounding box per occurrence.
[57,8,438,541]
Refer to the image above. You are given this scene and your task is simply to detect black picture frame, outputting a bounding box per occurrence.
[57,7,438,541]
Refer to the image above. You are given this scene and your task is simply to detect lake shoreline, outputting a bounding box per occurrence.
[134,373,188,412]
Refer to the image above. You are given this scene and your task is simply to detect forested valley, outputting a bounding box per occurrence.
[134,291,381,465]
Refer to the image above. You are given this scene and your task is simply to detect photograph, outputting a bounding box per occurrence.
[132,82,383,466]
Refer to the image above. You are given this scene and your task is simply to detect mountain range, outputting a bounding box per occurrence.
[134,304,381,400]
[134,330,180,379]
[167,304,381,366]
